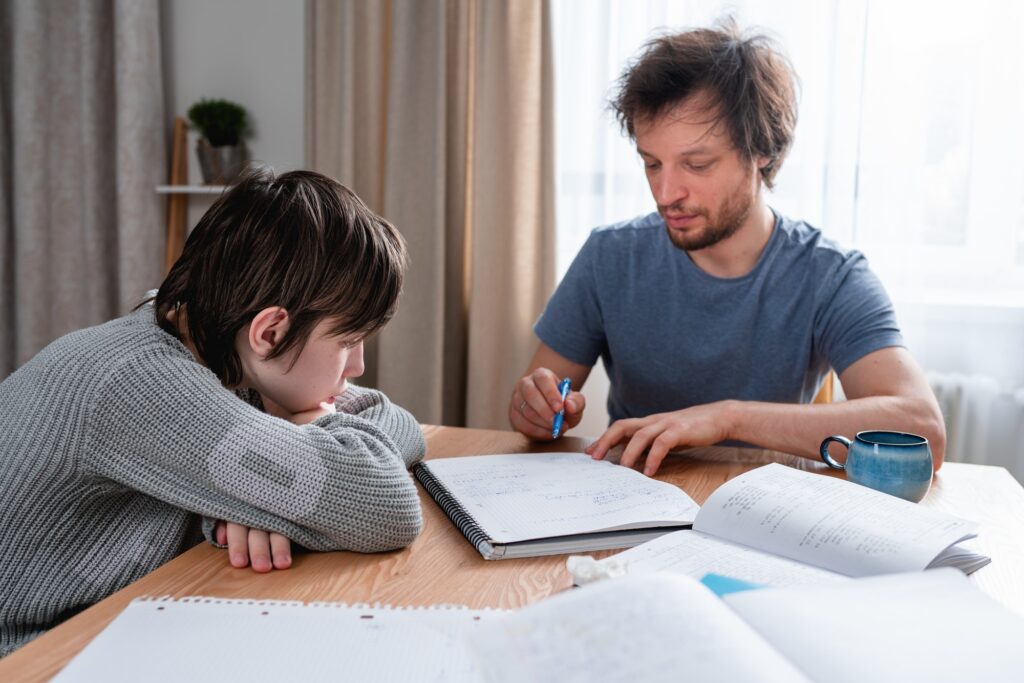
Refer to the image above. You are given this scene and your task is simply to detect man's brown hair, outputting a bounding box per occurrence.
[154,167,407,385]
[611,18,798,189]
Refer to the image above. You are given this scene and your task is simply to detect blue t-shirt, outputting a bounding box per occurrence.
[534,211,903,422]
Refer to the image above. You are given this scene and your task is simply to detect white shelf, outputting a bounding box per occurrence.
[156,185,227,194]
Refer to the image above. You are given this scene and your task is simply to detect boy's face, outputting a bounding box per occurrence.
[251,318,365,415]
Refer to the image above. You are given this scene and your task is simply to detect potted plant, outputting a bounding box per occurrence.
[187,98,250,184]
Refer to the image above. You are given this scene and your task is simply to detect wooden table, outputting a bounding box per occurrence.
[3,425,1024,681]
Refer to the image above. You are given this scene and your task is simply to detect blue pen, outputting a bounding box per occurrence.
[551,378,572,439]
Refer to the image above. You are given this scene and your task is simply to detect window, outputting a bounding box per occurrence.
[553,0,1024,388]
[553,0,1024,295]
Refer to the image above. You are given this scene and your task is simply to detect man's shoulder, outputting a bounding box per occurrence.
[772,213,860,267]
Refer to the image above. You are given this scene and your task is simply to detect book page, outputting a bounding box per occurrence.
[580,529,848,587]
[423,453,699,543]
[54,598,494,682]
[694,464,978,576]
[928,540,991,573]
[725,569,1024,683]
[467,573,810,683]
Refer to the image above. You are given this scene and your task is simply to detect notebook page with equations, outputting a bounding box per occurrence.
[415,453,699,559]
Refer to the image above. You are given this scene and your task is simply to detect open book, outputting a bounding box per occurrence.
[413,453,699,559]
[570,463,990,587]
[469,570,1024,683]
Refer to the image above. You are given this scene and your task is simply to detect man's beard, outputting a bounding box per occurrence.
[660,182,754,252]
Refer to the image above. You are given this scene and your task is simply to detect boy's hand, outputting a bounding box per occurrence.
[290,401,337,424]
[214,520,293,572]
[261,394,337,425]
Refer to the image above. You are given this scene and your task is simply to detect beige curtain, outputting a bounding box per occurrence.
[307,0,555,429]
[0,0,165,377]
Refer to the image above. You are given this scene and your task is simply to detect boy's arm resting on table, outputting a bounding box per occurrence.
[588,347,946,475]
[200,387,425,571]
[86,355,425,554]
[334,384,426,468]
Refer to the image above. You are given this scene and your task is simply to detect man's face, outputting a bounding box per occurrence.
[634,95,764,251]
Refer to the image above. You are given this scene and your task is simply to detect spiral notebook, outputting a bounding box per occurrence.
[53,597,497,682]
[413,453,700,559]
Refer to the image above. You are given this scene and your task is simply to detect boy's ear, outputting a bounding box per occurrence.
[247,307,290,358]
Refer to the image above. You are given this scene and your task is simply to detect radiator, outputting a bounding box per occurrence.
[928,372,1024,480]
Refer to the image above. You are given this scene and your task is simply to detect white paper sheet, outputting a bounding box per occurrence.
[53,598,493,682]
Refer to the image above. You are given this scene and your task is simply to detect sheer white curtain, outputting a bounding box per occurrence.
[553,0,1024,473]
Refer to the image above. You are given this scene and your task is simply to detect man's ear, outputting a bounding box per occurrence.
[247,307,290,359]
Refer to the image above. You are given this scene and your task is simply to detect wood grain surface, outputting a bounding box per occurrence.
[2,425,1022,681]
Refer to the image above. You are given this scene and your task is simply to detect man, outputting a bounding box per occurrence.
[509,22,945,475]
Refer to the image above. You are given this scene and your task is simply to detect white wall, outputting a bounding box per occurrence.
[160,0,305,228]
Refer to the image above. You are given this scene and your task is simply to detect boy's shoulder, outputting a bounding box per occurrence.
[24,305,190,381]
[63,305,179,351]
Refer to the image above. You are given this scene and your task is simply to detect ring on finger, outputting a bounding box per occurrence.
[519,399,528,413]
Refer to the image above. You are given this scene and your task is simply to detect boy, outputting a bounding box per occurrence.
[0,168,425,656]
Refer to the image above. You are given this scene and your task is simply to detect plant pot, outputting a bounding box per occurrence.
[196,138,249,184]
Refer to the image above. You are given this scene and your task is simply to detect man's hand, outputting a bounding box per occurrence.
[509,367,587,440]
[215,521,293,573]
[585,401,735,476]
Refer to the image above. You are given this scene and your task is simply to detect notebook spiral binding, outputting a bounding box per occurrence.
[133,596,499,612]
[136,596,304,607]
[414,462,493,555]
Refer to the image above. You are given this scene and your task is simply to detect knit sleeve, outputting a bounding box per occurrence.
[83,352,424,553]
[333,384,425,468]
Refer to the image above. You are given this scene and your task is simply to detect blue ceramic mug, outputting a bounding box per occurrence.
[819,431,933,502]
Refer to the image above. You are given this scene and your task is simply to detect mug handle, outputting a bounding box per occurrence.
[819,435,851,470]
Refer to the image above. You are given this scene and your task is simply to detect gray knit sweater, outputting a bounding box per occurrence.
[0,304,425,656]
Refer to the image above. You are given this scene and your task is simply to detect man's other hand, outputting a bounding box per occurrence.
[586,401,735,476]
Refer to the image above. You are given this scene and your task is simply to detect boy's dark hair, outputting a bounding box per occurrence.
[611,18,798,189]
[154,167,407,386]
